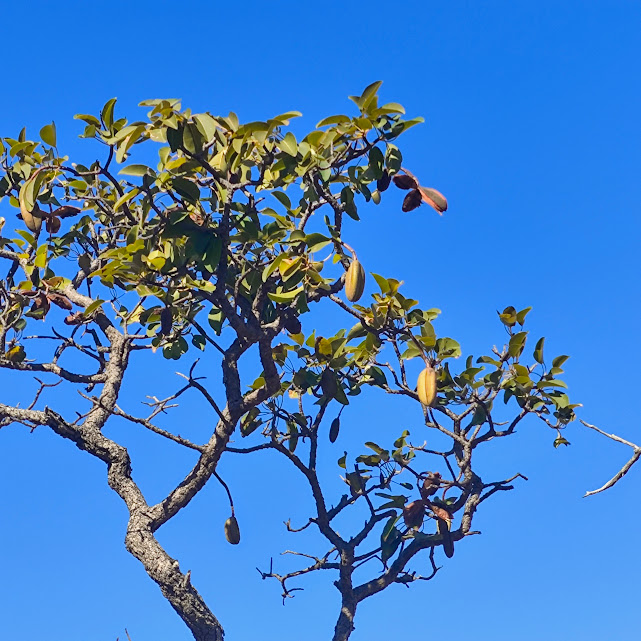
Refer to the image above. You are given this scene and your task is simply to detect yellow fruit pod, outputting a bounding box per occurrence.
[345,259,365,302]
[224,516,240,545]
[19,200,43,233]
[417,365,437,407]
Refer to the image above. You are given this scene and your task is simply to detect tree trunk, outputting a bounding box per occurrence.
[332,597,357,641]
[125,518,225,641]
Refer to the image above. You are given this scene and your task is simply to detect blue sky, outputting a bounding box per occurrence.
[0,2,639,640]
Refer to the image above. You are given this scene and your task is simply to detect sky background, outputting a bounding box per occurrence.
[0,1,640,640]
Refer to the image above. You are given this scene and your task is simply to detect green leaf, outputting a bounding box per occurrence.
[371,273,390,294]
[305,233,331,253]
[553,435,571,448]
[193,113,219,142]
[83,299,105,317]
[34,243,48,269]
[436,337,461,359]
[381,527,402,563]
[268,286,304,303]
[113,188,139,212]
[166,127,182,152]
[39,122,56,147]
[516,306,532,325]
[192,335,206,351]
[357,80,383,110]
[101,98,117,129]
[379,102,405,114]
[272,191,291,209]
[364,441,386,455]
[368,146,385,180]
[119,164,153,177]
[74,114,101,127]
[533,337,545,364]
[508,331,528,358]
[316,114,350,127]
[552,355,570,368]
[537,379,568,390]
[172,177,200,203]
[208,306,224,334]
[201,236,222,272]
[279,132,298,156]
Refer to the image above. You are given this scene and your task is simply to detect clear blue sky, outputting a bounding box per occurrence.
[0,2,639,640]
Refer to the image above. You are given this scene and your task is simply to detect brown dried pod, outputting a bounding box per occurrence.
[46,216,61,233]
[64,311,84,325]
[431,505,452,523]
[377,170,391,192]
[329,417,340,443]
[420,471,442,499]
[29,293,50,319]
[52,205,82,218]
[283,316,302,335]
[224,516,241,545]
[419,187,448,214]
[46,292,73,311]
[403,500,426,529]
[392,174,418,190]
[402,189,423,212]
[160,307,173,336]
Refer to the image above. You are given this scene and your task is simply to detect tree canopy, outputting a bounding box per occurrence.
[0,82,588,641]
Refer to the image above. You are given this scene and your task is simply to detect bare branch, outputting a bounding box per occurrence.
[581,421,641,496]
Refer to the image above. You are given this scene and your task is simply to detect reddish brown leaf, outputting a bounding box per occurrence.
[420,471,442,499]
[403,499,425,529]
[47,292,73,310]
[52,205,82,218]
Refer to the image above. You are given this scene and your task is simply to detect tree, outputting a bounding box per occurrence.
[0,82,581,641]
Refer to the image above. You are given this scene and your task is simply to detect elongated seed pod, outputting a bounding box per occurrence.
[224,516,240,545]
[160,307,173,336]
[417,366,437,407]
[329,417,340,443]
[345,259,365,302]
[437,518,454,558]
[19,191,43,232]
